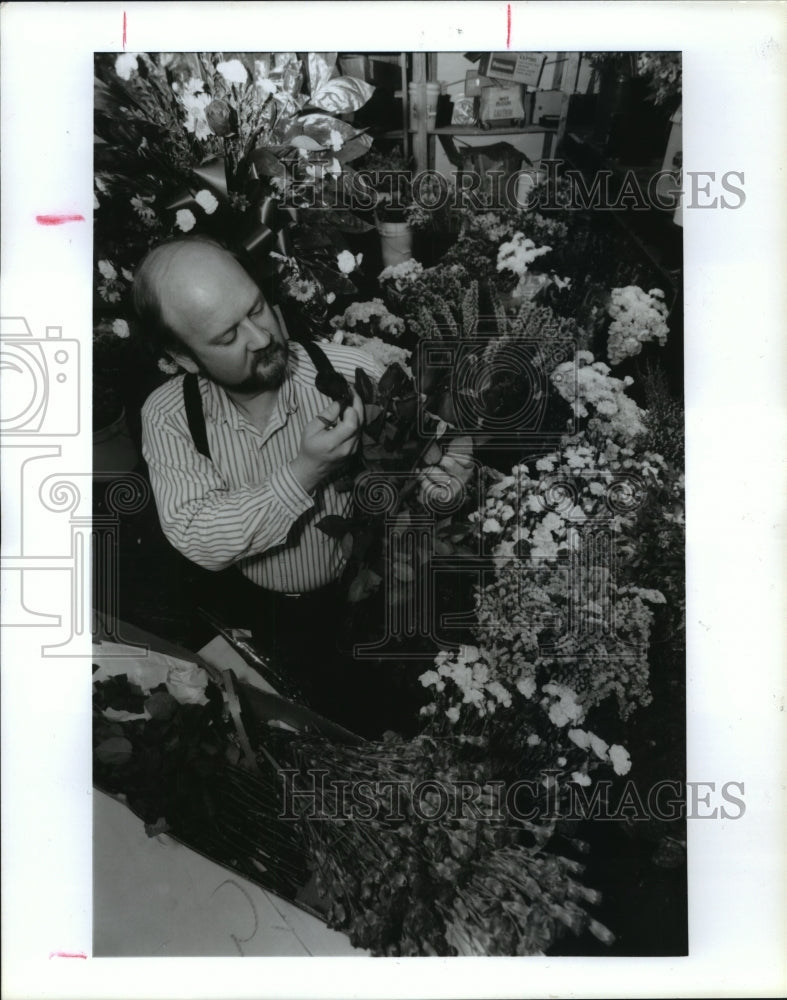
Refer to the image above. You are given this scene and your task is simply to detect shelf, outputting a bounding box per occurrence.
[410,125,557,136]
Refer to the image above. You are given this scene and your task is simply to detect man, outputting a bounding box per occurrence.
[136,236,385,722]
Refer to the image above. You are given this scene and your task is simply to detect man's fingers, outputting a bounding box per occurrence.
[318,400,342,424]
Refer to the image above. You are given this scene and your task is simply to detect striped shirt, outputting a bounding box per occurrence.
[141,341,384,593]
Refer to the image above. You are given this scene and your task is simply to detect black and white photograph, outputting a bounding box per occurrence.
[1,3,785,998]
[90,46,689,958]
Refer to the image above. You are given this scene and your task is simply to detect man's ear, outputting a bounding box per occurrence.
[168,349,199,374]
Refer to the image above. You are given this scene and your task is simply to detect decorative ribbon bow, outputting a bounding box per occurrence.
[165,154,296,264]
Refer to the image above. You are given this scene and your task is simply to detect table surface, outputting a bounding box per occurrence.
[93,622,366,957]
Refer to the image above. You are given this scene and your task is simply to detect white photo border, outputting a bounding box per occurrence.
[1,2,785,997]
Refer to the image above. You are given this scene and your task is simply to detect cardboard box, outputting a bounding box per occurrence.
[478,83,525,126]
[533,89,565,125]
[478,52,547,88]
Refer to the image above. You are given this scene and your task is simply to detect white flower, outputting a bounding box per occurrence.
[175,209,197,232]
[496,232,551,280]
[337,250,359,274]
[178,79,212,140]
[111,319,130,339]
[446,706,460,723]
[115,53,139,81]
[166,662,209,705]
[609,744,632,775]
[419,670,440,688]
[98,259,117,280]
[516,675,536,699]
[325,292,336,305]
[130,195,156,223]
[572,772,592,787]
[482,517,502,533]
[216,59,248,85]
[557,756,567,767]
[195,189,219,215]
[526,732,541,746]
[157,357,179,375]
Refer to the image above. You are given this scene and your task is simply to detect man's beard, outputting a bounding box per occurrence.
[210,340,290,393]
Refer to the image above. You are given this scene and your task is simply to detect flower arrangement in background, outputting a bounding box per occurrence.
[606,286,669,366]
[93,50,378,379]
[636,52,682,106]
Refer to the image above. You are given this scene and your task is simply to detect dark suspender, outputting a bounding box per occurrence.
[181,339,334,461]
[183,372,211,459]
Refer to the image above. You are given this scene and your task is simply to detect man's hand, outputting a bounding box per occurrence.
[291,388,365,495]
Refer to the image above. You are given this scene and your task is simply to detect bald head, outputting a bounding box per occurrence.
[133,236,239,351]
[133,235,287,393]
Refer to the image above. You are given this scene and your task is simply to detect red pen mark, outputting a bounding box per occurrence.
[36,214,85,226]
[122,11,127,50]
[49,951,87,960]
[506,4,512,48]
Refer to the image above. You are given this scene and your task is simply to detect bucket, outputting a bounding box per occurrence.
[378,220,413,268]
[93,408,138,474]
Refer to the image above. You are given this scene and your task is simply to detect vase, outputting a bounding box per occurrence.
[93,407,138,474]
[378,220,413,269]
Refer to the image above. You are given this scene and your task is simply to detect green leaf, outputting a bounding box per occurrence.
[289,134,325,151]
[335,134,374,164]
[348,567,382,603]
[248,146,286,178]
[144,691,179,721]
[423,442,443,466]
[310,75,375,114]
[433,538,454,556]
[341,531,355,559]
[95,736,133,766]
[392,559,415,583]
[324,210,376,234]
[354,366,374,405]
[378,362,408,397]
[317,514,356,539]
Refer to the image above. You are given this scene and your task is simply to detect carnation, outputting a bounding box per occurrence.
[609,744,632,776]
[216,59,248,85]
[194,189,219,215]
[337,250,363,274]
[115,53,139,81]
[175,209,197,233]
[111,319,130,339]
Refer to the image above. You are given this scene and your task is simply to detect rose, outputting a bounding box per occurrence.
[205,98,237,137]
